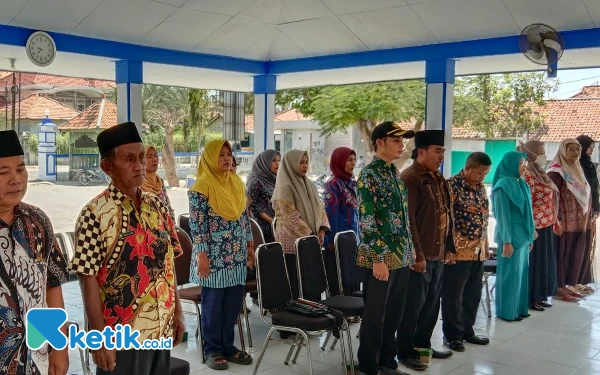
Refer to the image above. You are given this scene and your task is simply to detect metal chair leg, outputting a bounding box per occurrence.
[292,335,304,364]
[483,275,492,318]
[321,332,331,351]
[345,320,356,374]
[243,298,253,347]
[285,333,301,365]
[338,325,348,374]
[331,337,338,350]
[252,328,276,375]
[192,303,206,363]
[237,314,246,351]
[301,331,314,375]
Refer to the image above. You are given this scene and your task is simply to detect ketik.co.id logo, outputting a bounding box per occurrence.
[26,308,151,350]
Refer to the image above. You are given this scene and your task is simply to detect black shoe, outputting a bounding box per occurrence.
[432,348,453,359]
[464,335,490,345]
[400,358,428,371]
[529,303,545,312]
[443,337,465,352]
[378,366,410,375]
[539,301,553,308]
[519,314,531,318]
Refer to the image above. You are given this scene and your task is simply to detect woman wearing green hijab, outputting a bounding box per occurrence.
[492,151,536,321]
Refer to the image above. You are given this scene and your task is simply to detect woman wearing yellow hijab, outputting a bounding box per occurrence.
[188,140,254,370]
[141,145,174,218]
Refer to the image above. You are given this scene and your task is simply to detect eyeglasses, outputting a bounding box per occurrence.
[567,147,581,153]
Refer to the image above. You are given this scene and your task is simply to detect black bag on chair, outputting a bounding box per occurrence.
[285,299,344,338]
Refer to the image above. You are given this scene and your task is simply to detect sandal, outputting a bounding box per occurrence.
[555,294,580,303]
[530,304,545,312]
[206,353,229,370]
[566,287,584,298]
[576,284,595,294]
[225,350,253,365]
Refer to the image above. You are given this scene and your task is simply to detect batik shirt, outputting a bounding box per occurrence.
[188,191,253,288]
[448,171,489,261]
[70,185,181,342]
[0,203,68,375]
[356,156,415,270]
[247,178,275,242]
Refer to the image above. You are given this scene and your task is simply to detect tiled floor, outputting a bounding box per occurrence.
[63,280,600,375]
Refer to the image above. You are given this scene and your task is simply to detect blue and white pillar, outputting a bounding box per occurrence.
[253,75,276,155]
[37,113,57,181]
[115,60,143,136]
[425,59,455,178]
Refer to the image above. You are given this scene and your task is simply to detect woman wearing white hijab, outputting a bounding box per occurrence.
[272,150,330,301]
[547,138,592,302]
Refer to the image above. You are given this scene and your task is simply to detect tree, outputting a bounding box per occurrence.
[277,81,426,168]
[454,73,558,138]
[143,84,189,187]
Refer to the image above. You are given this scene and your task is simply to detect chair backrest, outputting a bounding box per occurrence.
[335,230,362,294]
[295,235,328,301]
[256,242,292,310]
[271,217,277,237]
[250,218,265,247]
[56,232,77,279]
[178,214,191,239]
[174,226,193,286]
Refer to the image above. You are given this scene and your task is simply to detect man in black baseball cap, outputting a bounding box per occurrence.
[356,121,415,375]
[371,121,415,144]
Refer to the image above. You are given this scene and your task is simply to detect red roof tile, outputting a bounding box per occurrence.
[275,109,312,121]
[0,94,79,120]
[571,85,600,98]
[0,71,115,89]
[58,99,117,130]
[529,98,600,142]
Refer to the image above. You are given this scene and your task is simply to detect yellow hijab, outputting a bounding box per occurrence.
[189,140,246,221]
[141,145,164,196]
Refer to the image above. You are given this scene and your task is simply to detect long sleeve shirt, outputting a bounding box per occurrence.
[324,176,359,248]
[355,156,415,270]
[188,190,253,288]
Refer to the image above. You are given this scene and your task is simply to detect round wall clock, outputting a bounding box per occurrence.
[26,31,56,67]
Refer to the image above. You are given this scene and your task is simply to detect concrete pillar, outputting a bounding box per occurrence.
[253,75,276,154]
[425,59,455,178]
[37,113,57,181]
[115,60,143,136]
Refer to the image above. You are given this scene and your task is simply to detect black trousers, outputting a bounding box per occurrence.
[441,261,484,341]
[357,266,410,375]
[96,349,170,375]
[396,260,444,359]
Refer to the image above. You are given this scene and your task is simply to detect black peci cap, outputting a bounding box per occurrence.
[371,121,415,144]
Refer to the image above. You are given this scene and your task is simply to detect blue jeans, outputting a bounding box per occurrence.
[200,285,244,356]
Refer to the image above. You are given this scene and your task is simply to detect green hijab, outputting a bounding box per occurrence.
[492,151,531,210]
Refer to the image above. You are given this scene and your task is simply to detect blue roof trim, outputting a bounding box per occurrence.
[115,60,143,84]
[2,21,600,77]
[253,75,277,94]
[0,24,265,74]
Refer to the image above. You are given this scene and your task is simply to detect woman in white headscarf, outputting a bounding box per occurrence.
[547,138,592,302]
[272,150,330,301]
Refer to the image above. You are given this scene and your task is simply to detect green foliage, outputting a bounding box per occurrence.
[27,135,37,153]
[276,87,324,115]
[201,132,223,147]
[56,133,69,154]
[142,131,166,149]
[454,73,558,138]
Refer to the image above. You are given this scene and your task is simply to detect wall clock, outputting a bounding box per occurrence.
[26,31,56,67]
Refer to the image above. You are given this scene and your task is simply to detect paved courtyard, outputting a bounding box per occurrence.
[22,182,600,375]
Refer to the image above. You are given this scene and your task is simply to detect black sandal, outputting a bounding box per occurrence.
[530,303,545,312]
[206,353,228,370]
[225,350,253,365]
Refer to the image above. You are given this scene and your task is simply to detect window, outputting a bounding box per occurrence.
[77,99,86,112]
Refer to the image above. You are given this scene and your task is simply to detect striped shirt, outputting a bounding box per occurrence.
[188,191,252,288]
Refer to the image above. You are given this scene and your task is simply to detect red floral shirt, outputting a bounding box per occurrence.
[70,185,182,341]
[523,170,557,229]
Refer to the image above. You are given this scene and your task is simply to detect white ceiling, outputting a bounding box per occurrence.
[2,0,600,91]
[1,0,600,61]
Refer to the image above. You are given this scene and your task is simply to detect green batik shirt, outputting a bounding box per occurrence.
[356,156,416,270]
